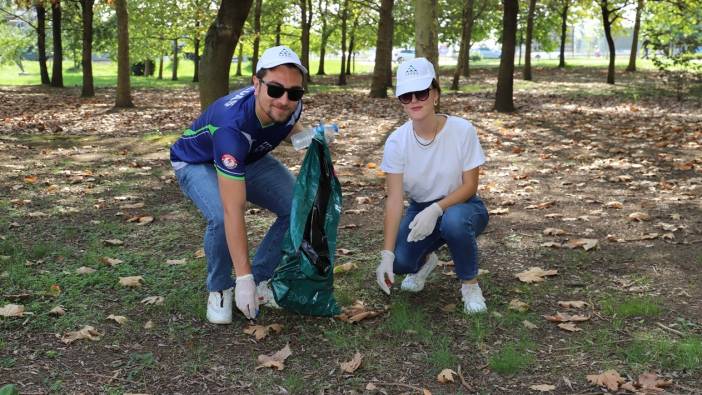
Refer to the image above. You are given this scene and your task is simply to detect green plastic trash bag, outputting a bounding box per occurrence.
[271,131,342,316]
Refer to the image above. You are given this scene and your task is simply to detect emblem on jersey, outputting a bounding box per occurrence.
[221,154,238,169]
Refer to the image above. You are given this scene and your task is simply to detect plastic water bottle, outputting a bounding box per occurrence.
[291,122,339,151]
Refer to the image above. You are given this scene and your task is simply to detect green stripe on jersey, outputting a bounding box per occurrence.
[216,168,245,181]
[182,124,219,137]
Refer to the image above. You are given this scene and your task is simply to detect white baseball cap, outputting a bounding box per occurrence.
[256,45,308,76]
[395,57,436,97]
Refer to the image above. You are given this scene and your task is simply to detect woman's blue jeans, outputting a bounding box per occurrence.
[175,154,294,291]
[393,196,489,281]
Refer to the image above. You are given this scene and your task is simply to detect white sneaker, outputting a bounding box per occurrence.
[401,253,439,292]
[256,280,280,309]
[461,283,487,314]
[207,287,233,324]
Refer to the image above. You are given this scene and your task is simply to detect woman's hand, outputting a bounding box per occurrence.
[407,202,443,242]
[376,250,395,295]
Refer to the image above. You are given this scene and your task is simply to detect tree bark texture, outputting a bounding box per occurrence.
[626,0,643,72]
[80,0,95,97]
[451,0,474,90]
[495,0,518,112]
[158,52,164,79]
[198,0,253,109]
[115,0,133,107]
[523,0,537,81]
[337,0,349,85]
[346,16,358,76]
[558,0,569,68]
[172,38,179,80]
[369,0,394,97]
[36,5,50,85]
[600,0,616,84]
[252,0,262,74]
[299,0,312,82]
[415,0,438,69]
[236,43,243,76]
[193,35,200,82]
[51,1,63,87]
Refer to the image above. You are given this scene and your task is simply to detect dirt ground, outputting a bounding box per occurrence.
[1,67,701,394]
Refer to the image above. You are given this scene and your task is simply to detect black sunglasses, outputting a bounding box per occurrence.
[259,79,305,101]
[398,88,431,104]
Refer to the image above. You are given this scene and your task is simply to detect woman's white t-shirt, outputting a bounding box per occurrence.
[380,115,485,203]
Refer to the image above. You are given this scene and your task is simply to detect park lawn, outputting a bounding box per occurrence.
[0,65,701,394]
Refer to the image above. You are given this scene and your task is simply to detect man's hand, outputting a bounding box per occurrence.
[407,202,443,242]
[376,250,395,295]
[235,274,257,319]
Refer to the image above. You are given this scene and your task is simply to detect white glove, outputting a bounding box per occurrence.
[407,202,443,242]
[376,250,395,295]
[235,274,257,319]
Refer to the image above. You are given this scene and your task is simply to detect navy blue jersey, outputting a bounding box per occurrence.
[170,87,302,180]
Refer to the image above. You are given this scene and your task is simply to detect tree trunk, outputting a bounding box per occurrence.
[558,0,569,68]
[158,52,164,79]
[415,0,438,68]
[316,0,328,75]
[299,0,312,82]
[80,0,95,97]
[495,0,518,112]
[252,0,262,73]
[171,39,179,80]
[451,0,474,90]
[275,22,281,46]
[51,1,63,87]
[601,0,616,84]
[626,0,643,72]
[144,59,153,76]
[337,0,349,85]
[523,0,537,81]
[115,0,133,107]
[369,0,394,97]
[36,5,50,85]
[198,0,253,109]
[236,43,243,76]
[193,36,200,82]
[346,17,358,76]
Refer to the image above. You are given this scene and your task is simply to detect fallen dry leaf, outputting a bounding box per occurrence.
[336,248,354,256]
[628,212,650,222]
[104,239,124,246]
[49,306,66,316]
[340,352,363,373]
[336,301,386,323]
[558,301,588,309]
[144,320,155,329]
[355,196,372,204]
[366,162,377,169]
[194,248,205,258]
[141,296,164,305]
[441,303,456,312]
[529,384,556,392]
[523,320,538,329]
[565,238,599,251]
[166,259,186,265]
[333,262,358,274]
[118,276,143,287]
[61,325,102,344]
[437,368,457,384]
[76,266,96,275]
[587,369,624,391]
[107,314,128,325]
[540,241,562,248]
[544,312,591,322]
[256,344,292,370]
[543,228,566,236]
[637,372,672,391]
[0,303,25,317]
[557,322,582,332]
[489,207,510,215]
[508,299,529,312]
[526,200,555,210]
[344,208,368,214]
[127,215,154,225]
[243,323,283,340]
[515,267,558,283]
[101,257,123,266]
[605,201,623,209]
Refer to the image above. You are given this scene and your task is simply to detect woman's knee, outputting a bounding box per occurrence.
[392,248,417,274]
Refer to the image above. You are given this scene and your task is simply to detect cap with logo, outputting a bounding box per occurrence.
[256,45,308,76]
[395,57,436,97]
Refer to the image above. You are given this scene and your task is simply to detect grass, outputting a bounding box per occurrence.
[488,339,536,375]
[600,296,662,319]
[428,336,459,371]
[624,332,702,372]
[383,297,432,341]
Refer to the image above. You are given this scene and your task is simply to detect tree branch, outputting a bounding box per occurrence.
[0,7,37,29]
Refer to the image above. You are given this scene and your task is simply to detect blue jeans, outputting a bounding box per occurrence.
[175,154,294,291]
[393,196,489,281]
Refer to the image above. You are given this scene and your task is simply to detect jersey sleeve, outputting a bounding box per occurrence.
[213,127,251,180]
[462,122,486,171]
[380,131,404,174]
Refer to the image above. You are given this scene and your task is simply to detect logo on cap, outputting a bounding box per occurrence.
[405,65,419,77]
[221,154,238,169]
[278,48,292,57]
